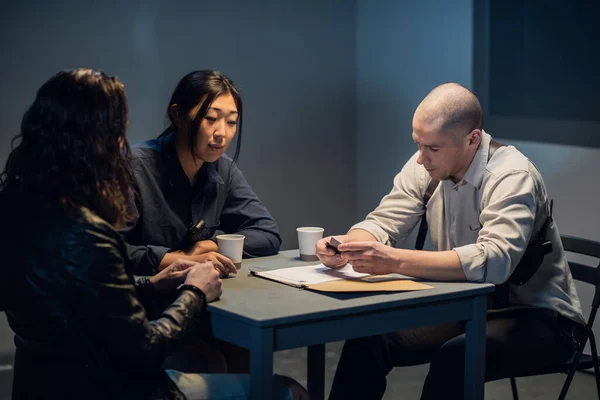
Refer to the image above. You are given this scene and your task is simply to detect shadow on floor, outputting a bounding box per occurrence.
[274,341,598,400]
[0,342,596,399]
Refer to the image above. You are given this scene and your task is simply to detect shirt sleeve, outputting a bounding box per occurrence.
[216,164,282,257]
[119,188,170,276]
[453,170,537,284]
[350,152,428,246]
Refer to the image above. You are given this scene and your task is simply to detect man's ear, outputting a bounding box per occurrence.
[169,104,180,126]
[469,129,482,148]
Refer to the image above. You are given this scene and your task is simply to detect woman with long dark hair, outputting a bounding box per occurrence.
[0,69,305,400]
[121,70,282,373]
[121,70,281,276]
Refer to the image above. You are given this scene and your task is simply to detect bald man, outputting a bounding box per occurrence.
[317,83,585,400]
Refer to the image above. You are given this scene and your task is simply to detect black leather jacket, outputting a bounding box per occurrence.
[2,203,203,399]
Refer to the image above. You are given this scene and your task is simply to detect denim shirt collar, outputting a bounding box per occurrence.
[160,132,224,188]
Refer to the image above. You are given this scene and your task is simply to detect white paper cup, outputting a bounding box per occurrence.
[297,227,324,261]
[217,234,245,270]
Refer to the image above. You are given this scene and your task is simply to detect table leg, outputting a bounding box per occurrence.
[464,295,487,400]
[250,327,274,400]
[307,343,326,400]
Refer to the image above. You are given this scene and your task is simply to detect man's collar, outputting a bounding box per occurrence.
[459,130,490,189]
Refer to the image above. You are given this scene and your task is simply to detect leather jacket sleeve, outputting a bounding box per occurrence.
[59,214,203,376]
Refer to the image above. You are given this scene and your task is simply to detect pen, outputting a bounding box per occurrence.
[185,219,206,246]
[189,219,206,236]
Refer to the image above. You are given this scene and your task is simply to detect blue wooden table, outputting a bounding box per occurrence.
[207,250,495,399]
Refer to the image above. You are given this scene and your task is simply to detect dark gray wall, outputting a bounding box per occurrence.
[0,0,356,354]
[355,0,472,222]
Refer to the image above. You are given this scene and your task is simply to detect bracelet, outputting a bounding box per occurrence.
[177,284,207,312]
[136,276,155,293]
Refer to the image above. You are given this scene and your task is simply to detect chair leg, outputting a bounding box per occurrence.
[558,335,590,400]
[510,377,519,400]
[589,331,600,399]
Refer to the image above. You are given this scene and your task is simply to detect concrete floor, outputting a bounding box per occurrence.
[0,342,597,399]
[273,341,598,400]
[0,354,12,400]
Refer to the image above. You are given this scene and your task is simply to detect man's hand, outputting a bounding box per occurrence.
[148,259,195,291]
[316,235,350,268]
[338,241,402,275]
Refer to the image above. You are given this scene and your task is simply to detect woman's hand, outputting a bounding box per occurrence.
[184,262,223,303]
[160,251,237,277]
[148,259,196,291]
[177,239,219,256]
[188,251,237,277]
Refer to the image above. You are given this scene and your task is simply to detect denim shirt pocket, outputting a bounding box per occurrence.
[201,220,221,240]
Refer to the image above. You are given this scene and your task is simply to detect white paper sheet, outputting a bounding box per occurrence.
[251,263,412,287]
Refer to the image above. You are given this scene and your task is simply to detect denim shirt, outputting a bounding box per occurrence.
[121,133,281,275]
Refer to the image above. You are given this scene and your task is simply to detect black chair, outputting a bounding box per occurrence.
[509,234,600,400]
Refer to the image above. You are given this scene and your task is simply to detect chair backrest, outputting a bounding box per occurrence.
[561,234,600,309]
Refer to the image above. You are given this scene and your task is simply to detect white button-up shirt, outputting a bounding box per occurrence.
[352,131,584,324]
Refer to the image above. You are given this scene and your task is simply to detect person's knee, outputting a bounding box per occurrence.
[349,333,394,352]
[421,336,467,400]
[339,334,395,376]
[439,336,465,359]
[349,334,390,356]
[427,337,465,381]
